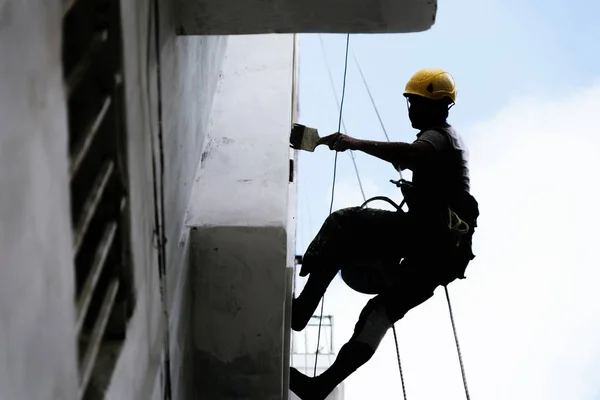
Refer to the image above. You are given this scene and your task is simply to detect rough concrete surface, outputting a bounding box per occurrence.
[176,0,437,35]
[104,0,228,399]
[187,34,296,399]
[0,1,79,399]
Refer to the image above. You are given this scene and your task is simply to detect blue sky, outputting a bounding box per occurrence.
[293,1,600,399]
[295,0,600,232]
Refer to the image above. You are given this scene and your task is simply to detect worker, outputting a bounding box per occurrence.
[289,68,480,400]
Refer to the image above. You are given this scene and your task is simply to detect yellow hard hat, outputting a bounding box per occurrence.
[403,68,457,104]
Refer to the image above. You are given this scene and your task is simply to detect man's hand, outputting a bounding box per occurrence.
[317,132,360,152]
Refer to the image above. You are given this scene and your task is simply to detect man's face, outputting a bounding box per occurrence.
[406,95,429,129]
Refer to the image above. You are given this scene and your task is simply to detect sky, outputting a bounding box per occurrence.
[292,1,600,399]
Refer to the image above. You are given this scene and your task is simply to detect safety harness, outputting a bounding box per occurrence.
[362,176,472,251]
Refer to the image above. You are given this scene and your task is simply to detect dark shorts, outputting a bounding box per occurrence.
[305,206,473,323]
[303,206,420,270]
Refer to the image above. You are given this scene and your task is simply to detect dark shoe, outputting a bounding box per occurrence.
[292,268,339,332]
[291,297,313,332]
[299,262,311,277]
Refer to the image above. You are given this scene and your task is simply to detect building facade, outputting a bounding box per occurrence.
[0,0,437,399]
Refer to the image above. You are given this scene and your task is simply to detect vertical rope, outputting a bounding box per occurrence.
[318,34,367,201]
[352,49,404,183]
[314,33,351,377]
[352,50,391,142]
[392,326,408,400]
[444,286,471,400]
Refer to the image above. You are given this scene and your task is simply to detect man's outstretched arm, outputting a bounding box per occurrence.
[353,139,435,171]
[318,133,436,171]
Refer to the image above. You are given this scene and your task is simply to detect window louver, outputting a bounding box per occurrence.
[62,0,135,398]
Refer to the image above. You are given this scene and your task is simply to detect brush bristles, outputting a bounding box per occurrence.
[290,123,306,149]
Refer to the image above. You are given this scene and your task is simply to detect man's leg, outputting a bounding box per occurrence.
[292,207,411,332]
[291,266,339,332]
[290,264,438,400]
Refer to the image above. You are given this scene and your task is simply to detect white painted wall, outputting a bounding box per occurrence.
[175,0,437,35]
[104,1,228,399]
[0,1,78,399]
[0,3,294,399]
[284,33,301,400]
[186,34,297,399]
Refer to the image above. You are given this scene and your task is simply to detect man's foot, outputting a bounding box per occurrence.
[299,262,311,277]
[292,268,339,332]
[291,297,313,332]
[289,368,329,400]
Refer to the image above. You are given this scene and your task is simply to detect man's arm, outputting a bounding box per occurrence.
[318,131,447,171]
[352,139,435,171]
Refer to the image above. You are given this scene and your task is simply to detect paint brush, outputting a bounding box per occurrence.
[290,123,321,152]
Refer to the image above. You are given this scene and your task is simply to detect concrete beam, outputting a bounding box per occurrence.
[175,0,437,35]
[186,34,296,399]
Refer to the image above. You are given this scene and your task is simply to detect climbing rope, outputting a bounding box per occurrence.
[444,286,471,400]
[392,326,408,400]
[353,50,405,185]
[318,34,367,202]
[352,50,391,142]
[314,33,351,377]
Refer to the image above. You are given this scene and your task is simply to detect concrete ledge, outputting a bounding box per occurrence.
[175,0,437,35]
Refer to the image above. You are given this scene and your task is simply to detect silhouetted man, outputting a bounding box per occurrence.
[290,68,480,400]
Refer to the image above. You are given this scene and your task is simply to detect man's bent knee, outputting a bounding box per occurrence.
[352,299,392,351]
[326,206,362,224]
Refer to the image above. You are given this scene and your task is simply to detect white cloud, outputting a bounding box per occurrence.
[295,83,600,400]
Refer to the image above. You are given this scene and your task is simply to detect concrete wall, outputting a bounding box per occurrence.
[2,1,296,400]
[0,0,226,399]
[186,34,297,399]
[0,1,78,399]
[284,33,301,400]
[104,1,227,399]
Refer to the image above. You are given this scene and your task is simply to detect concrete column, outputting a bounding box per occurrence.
[186,34,296,399]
